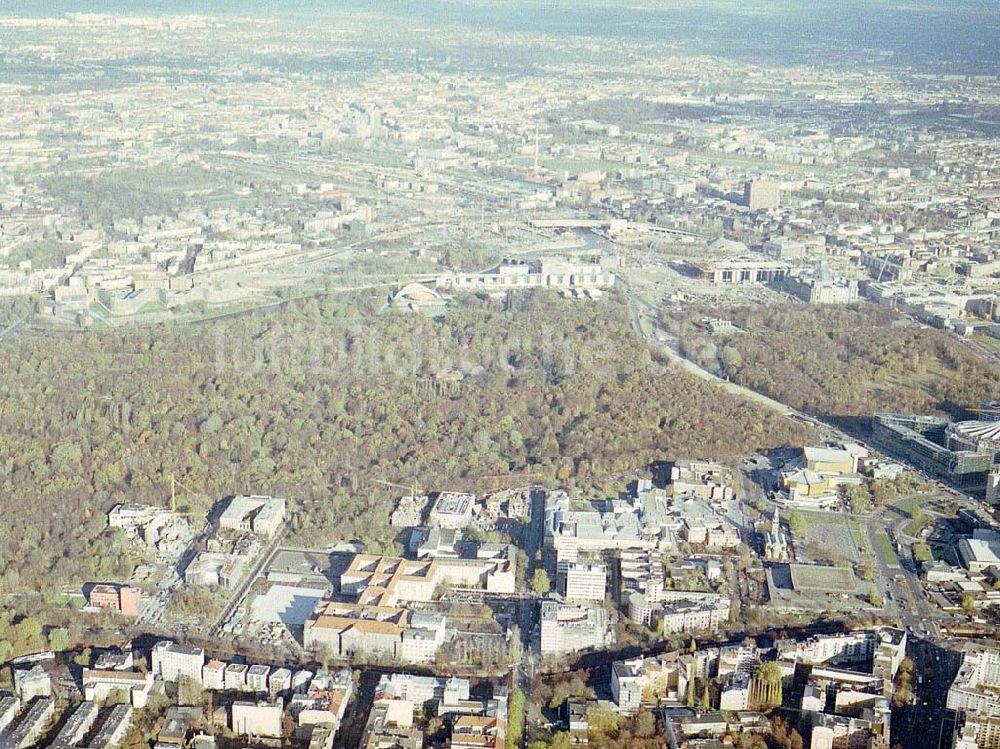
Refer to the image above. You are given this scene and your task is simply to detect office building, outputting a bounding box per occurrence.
[231,701,283,738]
[201,660,225,691]
[688,257,791,286]
[544,491,664,561]
[247,665,271,693]
[539,600,606,655]
[340,553,515,606]
[744,179,780,211]
[427,492,476,529]
[436,259,614,293]
[871,414,996,491]
[268,668,293,697]
[376,674,469,708]
[225,663,249,691]
[184,551,247,588]
[304,601,446,663]
[561,562,607,601]
[87,584,142,617]
[219,495,286,537]
[83,669,155,708]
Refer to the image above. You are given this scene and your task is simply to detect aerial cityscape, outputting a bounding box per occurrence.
[0,2,999,749]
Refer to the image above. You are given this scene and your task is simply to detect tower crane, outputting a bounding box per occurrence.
[479,470,543,493]
[368,477,424,500]
[168,473,201,516]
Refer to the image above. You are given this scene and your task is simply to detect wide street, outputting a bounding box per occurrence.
[894,638,964,749]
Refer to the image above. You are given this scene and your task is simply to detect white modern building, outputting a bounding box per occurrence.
[610,656,689,715]
[427,492,476,529]
[231,701,283,738]
[269,668,293,697]
[202,660,226,690]
[152,641,205,683]
[377,674,470,706]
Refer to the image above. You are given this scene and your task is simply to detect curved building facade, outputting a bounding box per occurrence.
[947,420,1000,457]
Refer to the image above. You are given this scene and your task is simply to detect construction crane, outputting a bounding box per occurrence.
[368,477,424,500]
[875,255,891,283]
[168,473,201,516]
[479,471,543,494]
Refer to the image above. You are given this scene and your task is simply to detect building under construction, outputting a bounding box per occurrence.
[871,413,996,491]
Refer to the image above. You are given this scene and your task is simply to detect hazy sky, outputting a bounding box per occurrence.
[3,0,998,71]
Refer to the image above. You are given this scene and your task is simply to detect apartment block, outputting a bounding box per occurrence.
[948,646,1000,716]
[611,655,689,715]
[90,704,134,749]
[6,697,55,749]
[0,697,20,734]
[152,641,205,683]
[53,701,100,746]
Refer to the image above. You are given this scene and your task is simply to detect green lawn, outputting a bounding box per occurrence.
[850,522,866,548]
[850,522,871,563]
[977,335,1000,355]
[875,532,900,567]
[895,495,928,518]
[905,515,930,538]
[894,495,933,537]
